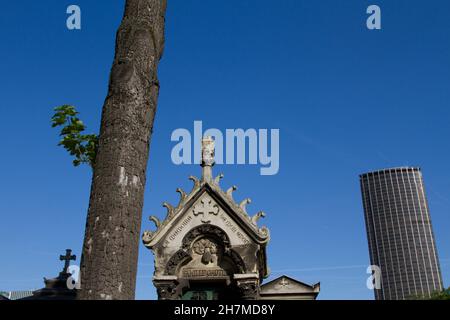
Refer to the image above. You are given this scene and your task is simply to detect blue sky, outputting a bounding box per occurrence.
[0,0,449,299]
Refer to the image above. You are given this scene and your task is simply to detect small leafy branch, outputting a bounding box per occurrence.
[51,105,98,168]
[408,287,450,300]
[427,287,450,300]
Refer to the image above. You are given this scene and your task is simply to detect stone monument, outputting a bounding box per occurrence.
[142,137,269,300]
[21,249,78,300]
[142,137,320,300]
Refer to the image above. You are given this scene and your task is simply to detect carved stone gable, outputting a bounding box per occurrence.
[142,137,271,300]
[259,276,320,300]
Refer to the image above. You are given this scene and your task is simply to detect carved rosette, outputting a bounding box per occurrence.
[192,238,218,265]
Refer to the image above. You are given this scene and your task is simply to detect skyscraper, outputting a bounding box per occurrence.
[360,167,443,300]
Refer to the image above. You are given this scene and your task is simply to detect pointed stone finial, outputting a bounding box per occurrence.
[163,202,175,220]
[239,198,252,214]
[251,211,266,226]
[226,186,237,199]
[189,175,200,190]
[201,136,215,182]
[149,216,161,229]
[142,215,162,247]
[214,173,224,185]
[176,188,187,205]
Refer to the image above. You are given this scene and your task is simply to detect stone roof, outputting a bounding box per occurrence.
[142,174,270,248]
[260,275,320,299]
[0,290,34,300]
[0,292,9,300]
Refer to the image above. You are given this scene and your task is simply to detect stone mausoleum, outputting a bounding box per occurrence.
[142,137,320,300]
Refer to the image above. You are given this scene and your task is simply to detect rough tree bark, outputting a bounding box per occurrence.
[78,0,167,300]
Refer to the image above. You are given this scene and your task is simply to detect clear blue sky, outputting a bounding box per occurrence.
[0,0,449,300]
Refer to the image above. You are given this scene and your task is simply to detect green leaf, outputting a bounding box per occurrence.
[51,105,98,169]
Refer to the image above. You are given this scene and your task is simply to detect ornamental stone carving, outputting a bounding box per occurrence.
[182,225,230,250]
[192,238,218,265]
[154,280,179,300]
[193,197,220,224]
[201,136,215,167]
[236,278,260,300]
[142,138,271,300]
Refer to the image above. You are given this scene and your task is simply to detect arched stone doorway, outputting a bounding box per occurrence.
[175,226,245,300]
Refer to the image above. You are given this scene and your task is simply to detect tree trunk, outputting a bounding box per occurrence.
[78,0,167,300]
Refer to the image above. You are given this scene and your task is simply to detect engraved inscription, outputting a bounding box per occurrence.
[167,215,193,242]
[182,269,228,278]
[219,213,250,244]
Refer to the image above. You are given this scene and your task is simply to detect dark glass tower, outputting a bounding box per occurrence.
[360,167,443,300]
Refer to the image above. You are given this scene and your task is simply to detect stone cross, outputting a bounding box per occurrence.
[60,249,76,273]
[193,198,219,224]
[279,278,290,288]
